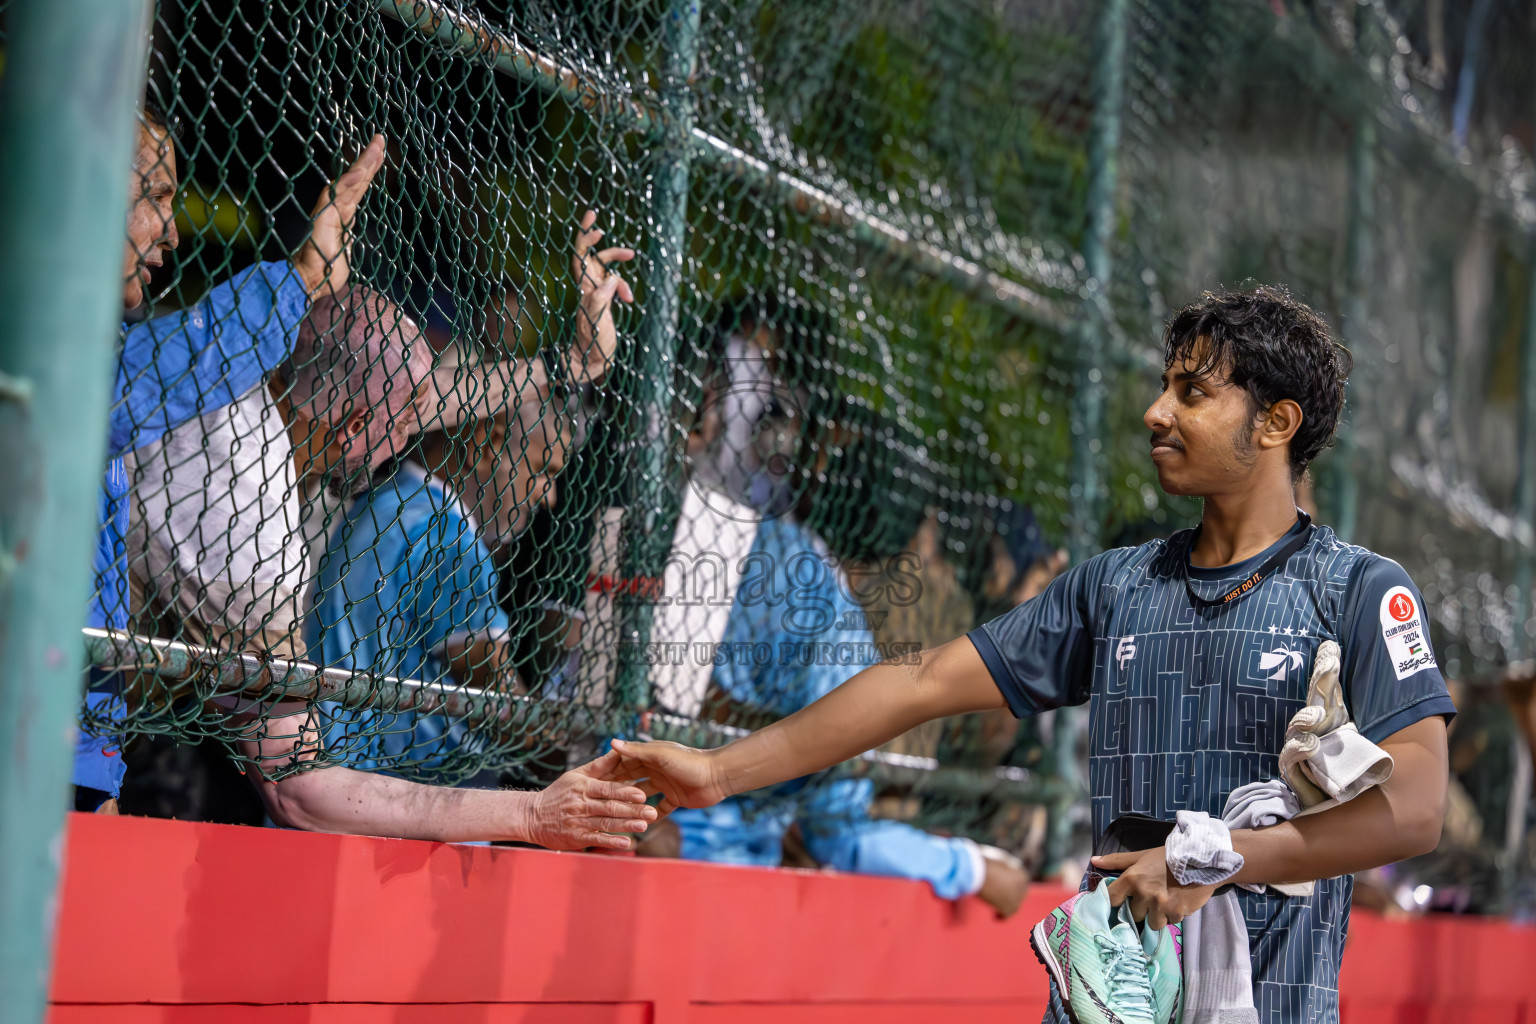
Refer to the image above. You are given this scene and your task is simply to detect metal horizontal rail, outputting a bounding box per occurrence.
[86,627,538,727]
[1387,454,1535,554]
[1357,6,1535,232]
[376,0,663,135]
[83,628,1060,803]
[690,133,1075,329]
[375,0,1076,332]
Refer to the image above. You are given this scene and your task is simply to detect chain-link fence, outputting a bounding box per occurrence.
[2,0,1534,901]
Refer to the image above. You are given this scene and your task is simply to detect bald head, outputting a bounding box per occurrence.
[281,284,431,491]
[421,387,579,547]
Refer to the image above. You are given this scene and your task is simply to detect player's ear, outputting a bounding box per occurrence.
[1258,398,1302,450]
[343,410,369,441]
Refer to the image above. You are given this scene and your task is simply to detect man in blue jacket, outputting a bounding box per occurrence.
[75,103,384,810]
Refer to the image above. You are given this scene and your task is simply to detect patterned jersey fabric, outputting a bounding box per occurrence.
[968,516,1456,1023]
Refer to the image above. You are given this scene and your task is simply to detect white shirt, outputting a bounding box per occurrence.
[127,382,310,655]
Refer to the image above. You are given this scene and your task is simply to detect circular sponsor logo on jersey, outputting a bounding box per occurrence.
[1388,592,1415,622]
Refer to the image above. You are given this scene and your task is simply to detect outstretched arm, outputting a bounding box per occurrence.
[235,704,653,848]
[614,552,1104,811]
[612,635,1006,812]
[422,206,634,431]
[1094,717,1448,928]
[442,635,521,695]
[261,754,654,849]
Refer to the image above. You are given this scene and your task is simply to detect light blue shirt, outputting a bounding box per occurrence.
[308,462,512,778]
[669,515,983,900]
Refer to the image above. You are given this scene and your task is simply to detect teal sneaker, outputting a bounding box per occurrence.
[1065,881,1156,1024]
[1141,921,1183,1024]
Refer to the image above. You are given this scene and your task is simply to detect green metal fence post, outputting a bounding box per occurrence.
[615,0,700,716]
[1050,0,1127,871]
[1515,78,1536,666]
[1334,1,1375,543]
[1069,0,1126,562]
[0,0,149,1018]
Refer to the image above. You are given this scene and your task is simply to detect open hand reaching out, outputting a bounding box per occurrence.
[523,749,658,851]
[609,738,728,815]
[292,134,386,298]
[568,208,635,385]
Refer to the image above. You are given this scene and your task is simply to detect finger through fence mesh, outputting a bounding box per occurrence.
[3,0,1534,880]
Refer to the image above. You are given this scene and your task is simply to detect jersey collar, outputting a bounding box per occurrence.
[1182,510,1312,603]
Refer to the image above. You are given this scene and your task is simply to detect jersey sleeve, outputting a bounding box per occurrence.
[966,549,1118,717]
[1338,555,1456,744]
[403,512,513,660]
[112,261,309,457]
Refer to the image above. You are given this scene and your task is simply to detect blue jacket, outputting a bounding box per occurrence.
[75,262,309,795]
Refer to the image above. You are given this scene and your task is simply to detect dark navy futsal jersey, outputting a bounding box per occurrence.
[968,516,1455,1024]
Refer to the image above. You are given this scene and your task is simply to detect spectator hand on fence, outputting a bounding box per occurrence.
[521,749,658,851]
[568,208,635,385]
[292,134,386,298]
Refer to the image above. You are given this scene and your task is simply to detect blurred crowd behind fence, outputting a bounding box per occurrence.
[6,0,1536,912]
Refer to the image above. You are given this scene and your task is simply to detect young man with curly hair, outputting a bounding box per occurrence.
[612,286,1453,1023]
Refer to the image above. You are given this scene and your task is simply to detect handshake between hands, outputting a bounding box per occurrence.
[523,748,664,852]
[556,740,1031,919]
[531,740,724,852]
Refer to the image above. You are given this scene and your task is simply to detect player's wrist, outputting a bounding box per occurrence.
[288,255,319,295]
[290,252,330,297]
[706,742,750,803]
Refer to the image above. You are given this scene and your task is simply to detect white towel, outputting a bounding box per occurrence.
[1165,811,1257,1024]
[1166,811,1245,887]
[1178,889,1261,1024]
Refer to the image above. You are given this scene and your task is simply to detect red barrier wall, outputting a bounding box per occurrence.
[47,813,1536,1023]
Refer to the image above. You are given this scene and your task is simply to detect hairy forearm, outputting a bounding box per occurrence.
[446,637,520,694]
[710,637,1005,798]
[261,766,533,843]
[429,359,544,431]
